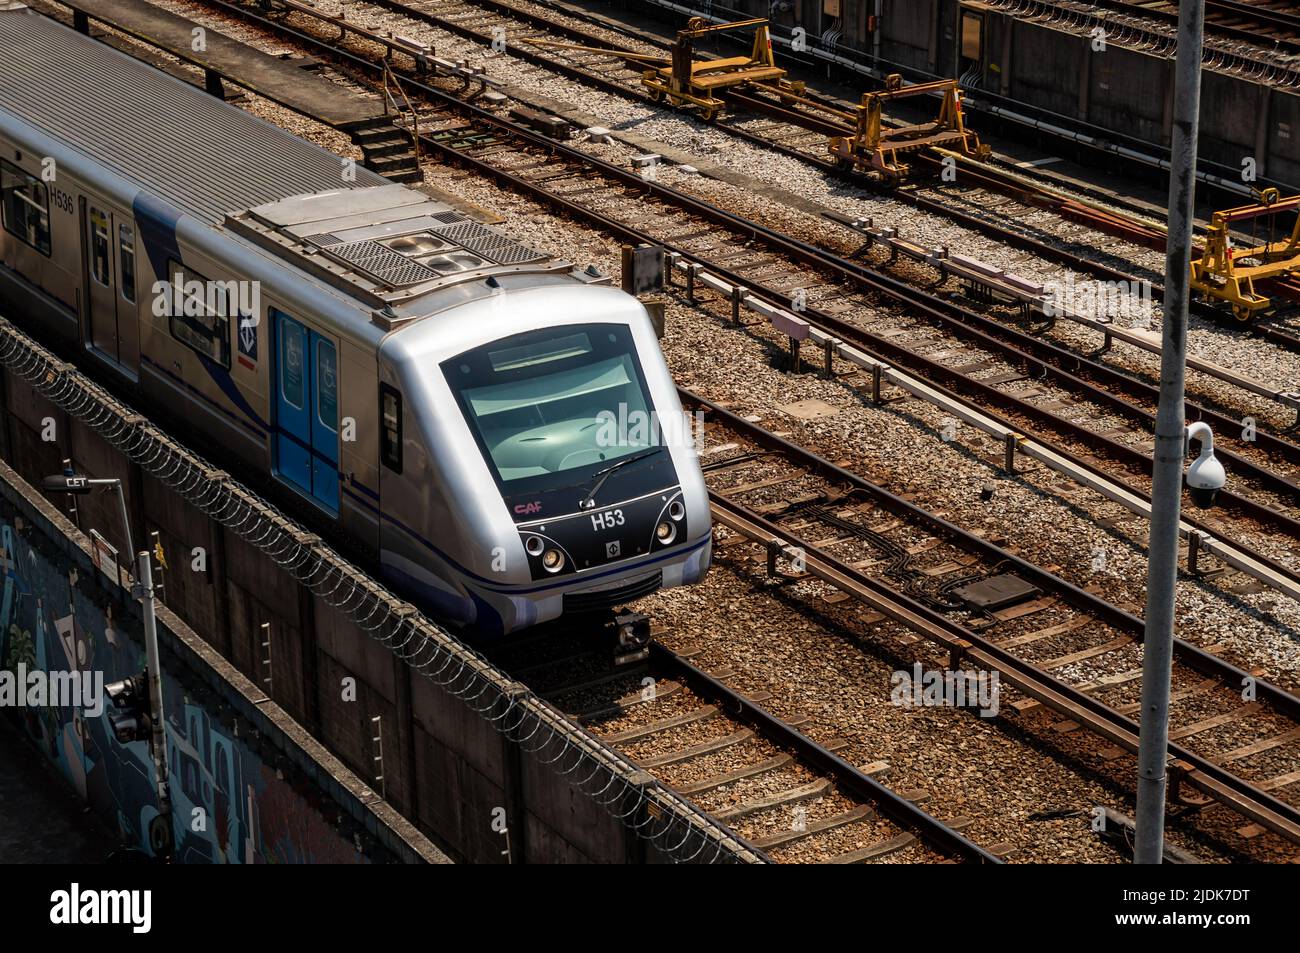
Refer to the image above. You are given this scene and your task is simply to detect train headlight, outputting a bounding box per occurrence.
[524,535,545,556]
[656,521,676,544]
[542,548,565,572]
[668,500,685,521]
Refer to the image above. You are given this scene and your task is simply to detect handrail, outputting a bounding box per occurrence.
[381,57,422,164]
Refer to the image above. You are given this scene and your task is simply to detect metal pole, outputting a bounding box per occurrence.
[1134,0,1205,865]
[113,482,134,576]
[872,0,882,66]
[137,550,172,832]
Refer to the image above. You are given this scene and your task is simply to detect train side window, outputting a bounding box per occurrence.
[0,159,52,256]
[118,225,136,303]
[316,338,338,433]
[89,209,111,285]
[280,319,305,410]
[165,259,231,367]
[380,384,402,473]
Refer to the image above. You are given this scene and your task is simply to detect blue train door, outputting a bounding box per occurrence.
[273,310,339,512]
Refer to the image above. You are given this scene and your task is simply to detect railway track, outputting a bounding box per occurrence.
[173,0,1300,532]
[341,0,1178,245]
[70,0,1300,856]
[486,628,1001,863]
[686,392,1300,852]
[250,0,1300,380]
[313,0,1300,339]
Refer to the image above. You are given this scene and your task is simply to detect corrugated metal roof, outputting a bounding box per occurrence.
[0,6,389,224]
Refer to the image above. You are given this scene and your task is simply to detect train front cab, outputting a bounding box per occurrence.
[382,293,713,635]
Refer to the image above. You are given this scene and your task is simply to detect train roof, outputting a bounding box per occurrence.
[0,4,582,322]
[228,186,579,321]
[0,3,389,224]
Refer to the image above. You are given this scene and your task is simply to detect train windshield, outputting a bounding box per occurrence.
[443,323,664,493]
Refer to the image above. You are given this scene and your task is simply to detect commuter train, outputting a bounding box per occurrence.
[0,4,710,634]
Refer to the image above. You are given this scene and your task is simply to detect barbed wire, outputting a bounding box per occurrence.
[990,0,1300,87]
[0,318,758,865]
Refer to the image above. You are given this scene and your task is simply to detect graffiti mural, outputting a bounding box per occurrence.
[0,514,376,863]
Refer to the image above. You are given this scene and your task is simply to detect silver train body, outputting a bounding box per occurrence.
[0,6,710,633]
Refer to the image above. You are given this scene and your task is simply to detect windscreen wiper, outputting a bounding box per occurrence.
[579,448,660,510]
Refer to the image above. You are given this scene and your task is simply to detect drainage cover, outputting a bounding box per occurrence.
[950,573,1040,611]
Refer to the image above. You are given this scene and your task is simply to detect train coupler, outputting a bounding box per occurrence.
[610,610,651,666]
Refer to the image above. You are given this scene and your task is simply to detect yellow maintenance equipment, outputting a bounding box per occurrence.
[527,18,800,120]
[644,18,791,120]
[1190,187,1300,320]
[828,74,991,185]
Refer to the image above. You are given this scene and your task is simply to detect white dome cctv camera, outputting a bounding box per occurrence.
[1184,421,1225,510]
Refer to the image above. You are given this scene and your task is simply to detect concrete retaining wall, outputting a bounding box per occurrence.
[0,457,442,863]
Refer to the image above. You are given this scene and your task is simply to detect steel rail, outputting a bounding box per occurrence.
[667,256,1300,597]
[1078,0,1300,55]
[708,493,1300,846]
[506,624,1001,862]
[481,0,1300,345]
[262,0,1300,363]
[683,386,1300,725]
[647,642,1004,863]
[718,91,1300,355]
[982,0,1300,77]
[199,1,1300,611]
[368,0,1190,257]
